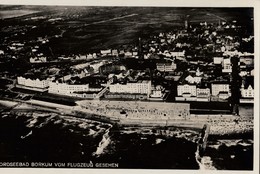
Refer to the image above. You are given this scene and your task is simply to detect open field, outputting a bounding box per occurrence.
[0,9,39,19]
[0,6,253,55]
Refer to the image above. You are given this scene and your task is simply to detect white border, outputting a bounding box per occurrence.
[0,0,257,7]
[0,0,259,174]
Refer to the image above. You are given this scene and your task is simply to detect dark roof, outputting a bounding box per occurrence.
[243,76,254,89]
[219,91,229,94]
[23,73,48,80]
[211,81,230,84]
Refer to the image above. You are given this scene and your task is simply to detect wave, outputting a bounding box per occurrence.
[37,115,57,128]
[26,116,38,128]
[195,146,217,170]
[208,144,221,150]
[155,138,165,144]
[2,114,9,118]
[93,125,112,157]
[200,156,217,170]
[195,145,205,170]
[218,139,243,147]
[21,130,32,139]
[238,139,253,147]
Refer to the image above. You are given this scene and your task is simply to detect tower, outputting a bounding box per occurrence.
[138,37,144,59]
[185,15,190,30]
[185,20,188,30]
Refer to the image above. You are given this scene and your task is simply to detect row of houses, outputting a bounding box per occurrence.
[16,75,254,101]
[176,83,230,101]
[213,54,254,74]
[176,78,254,102]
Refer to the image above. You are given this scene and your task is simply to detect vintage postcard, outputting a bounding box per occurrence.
[0,0,259,173]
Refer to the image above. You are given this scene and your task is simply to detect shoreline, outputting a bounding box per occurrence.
[0,98,254,136]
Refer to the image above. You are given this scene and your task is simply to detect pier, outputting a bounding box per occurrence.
[197,124,210,157]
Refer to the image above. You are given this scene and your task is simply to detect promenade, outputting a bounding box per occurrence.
[0,98,254,136]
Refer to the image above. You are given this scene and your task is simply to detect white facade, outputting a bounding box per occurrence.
[240,57,254,65]
[211,83,230,96]
[48,82,89,95]
[111,50,119,56]
[213,57,223,64]
[196,88,210,98]
[109,80,152,96]
[101,49,111,56]
[170,51,185,57]
[177,84,197,96]
[17,76,49,89]
[125,51,133,57]
[150,85,164,98]
[156,62,177,72]
[222,58,232,73]
[241,85,254,98]
[185,75,202,84]
[150,90,163,98]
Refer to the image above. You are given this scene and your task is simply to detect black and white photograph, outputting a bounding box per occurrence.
[0,0,258,173]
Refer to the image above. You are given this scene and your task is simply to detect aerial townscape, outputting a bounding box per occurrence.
[0,6,255,170]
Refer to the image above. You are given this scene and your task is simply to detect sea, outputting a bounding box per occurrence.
[0,107,253,170]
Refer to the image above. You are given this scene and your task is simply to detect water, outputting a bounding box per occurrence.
[0,111,253,170]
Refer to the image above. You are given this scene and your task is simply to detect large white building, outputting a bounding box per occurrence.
[177,84,197,97]
[48,82,89,95]
[156,62,177,72]
[211,82,230,96]
[109,80,152,96]
[17,76,49,90]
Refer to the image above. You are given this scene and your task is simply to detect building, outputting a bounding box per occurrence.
[125,51,133,57]
[185,75,202,84]
[48,82,89,95]
[101,49,111,56]
[196,87,210,101]
[177,84,197,97]
[109,80,152,96]
[150,85,165,99]
[222,58,232,73]
[170,51,185,58]
[211,82,230,96]
[241,76,254,98]
[17,76,49,91]
[240,56,254,66]
[213,57,224,64]
[156,62,177,72]
[111,49,119,57]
